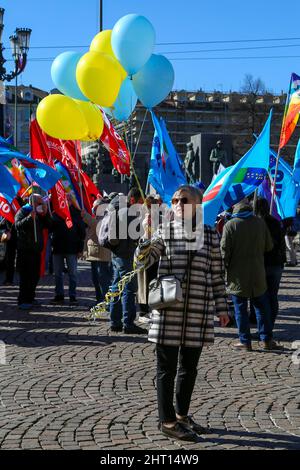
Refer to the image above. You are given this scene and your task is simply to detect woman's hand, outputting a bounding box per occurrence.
[1,231,11,242]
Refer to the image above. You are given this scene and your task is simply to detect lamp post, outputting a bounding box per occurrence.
[0,8,31,146]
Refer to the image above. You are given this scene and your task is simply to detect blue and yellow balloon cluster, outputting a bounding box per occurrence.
[36,14,175,141]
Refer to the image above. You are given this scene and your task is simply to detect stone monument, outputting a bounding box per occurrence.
[189,134,233,187]
[209,140,227,175]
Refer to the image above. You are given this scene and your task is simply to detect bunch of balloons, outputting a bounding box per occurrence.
[36,14,175,141]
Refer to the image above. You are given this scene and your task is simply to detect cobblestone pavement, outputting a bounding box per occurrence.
[0,262,299,451]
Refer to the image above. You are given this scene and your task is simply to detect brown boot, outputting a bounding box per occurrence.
[261,340,283,351]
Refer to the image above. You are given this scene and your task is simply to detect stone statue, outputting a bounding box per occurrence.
[184,142,196,183]
[209,140,227,175]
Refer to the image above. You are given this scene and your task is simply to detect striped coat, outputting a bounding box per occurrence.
[135,222,228,348]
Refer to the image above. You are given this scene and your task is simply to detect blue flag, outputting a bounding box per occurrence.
[293,138,300,183]
[54,161,81,209]
[266,147,300,219]
[148,111,187,205]
[0,136,13,149]
[0,149,61,192]
[257,177,281,220]
[202,110,272,226]
[0,164,20,202]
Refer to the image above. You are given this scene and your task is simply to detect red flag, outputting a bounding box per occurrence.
[49,143,101,213]
[0,195,20,224]
[80,171,100,212]
[30,120,101,214]
[100,111,131,175]
[30,120,72,227]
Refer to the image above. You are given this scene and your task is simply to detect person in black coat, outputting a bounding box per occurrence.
[0,218,17,285]
[255,197,286,328]
[15,194,52,309]
[50,198,86,305]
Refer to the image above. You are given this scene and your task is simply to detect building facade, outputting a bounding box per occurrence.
[1,85,295,192]
[1,84,47,154]
[122,90,291,190]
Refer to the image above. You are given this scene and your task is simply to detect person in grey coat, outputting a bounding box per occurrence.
[136,185,230,442]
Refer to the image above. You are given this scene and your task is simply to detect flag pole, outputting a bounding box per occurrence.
[47,194,52,217]
[19,184,33,199]
[270,77,293,214]
[31,194,38,243]
[74,141,84,209]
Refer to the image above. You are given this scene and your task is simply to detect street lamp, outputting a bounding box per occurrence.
[0,8,31,146]
[0,8,31,81]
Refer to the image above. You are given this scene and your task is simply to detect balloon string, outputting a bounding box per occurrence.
[131,164,145,202]
[87,246,151,320]
[123,122,130,154]
[98,109,147,202]
[131,109,148,166]
[129,109,148,201]
[97,136,145,202]
[74,141,85,209]
[117,110,147,202]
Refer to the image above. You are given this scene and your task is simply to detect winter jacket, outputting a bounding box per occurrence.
[135,221,228,348]
[220,203,273,298]
[82,211,111,262]
[263,215,286,268]
[15,207,52,254]
[51,206,86,255]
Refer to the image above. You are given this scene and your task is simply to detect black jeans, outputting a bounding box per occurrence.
[266,265,284,328]
[18,250,41,305]
[156,344,202,423]
[5,238,17,283]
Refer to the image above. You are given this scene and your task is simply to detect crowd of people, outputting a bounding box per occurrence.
[0,183,297,442]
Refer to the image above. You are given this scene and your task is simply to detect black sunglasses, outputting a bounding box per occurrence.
[171,197,190,205]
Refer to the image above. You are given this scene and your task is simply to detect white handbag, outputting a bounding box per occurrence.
[148,250,194,310]
[148,275,183,310]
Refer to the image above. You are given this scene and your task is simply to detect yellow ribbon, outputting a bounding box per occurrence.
[87,246,151,320]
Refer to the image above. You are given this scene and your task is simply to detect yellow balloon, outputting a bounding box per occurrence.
[90,29,114,56]
[36,94,88,140]
[90,29,127,81]
[76,51,122,107]
[75,100,104,141]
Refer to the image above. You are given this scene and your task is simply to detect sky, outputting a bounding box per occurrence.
[1,0,300,94]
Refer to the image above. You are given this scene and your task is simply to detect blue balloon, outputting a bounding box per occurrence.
[104,77,137,121]
[111,14,155,76]
[51,52,88,101]
[132,54,175,109]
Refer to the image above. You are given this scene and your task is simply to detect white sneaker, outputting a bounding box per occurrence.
[138,314,152,324]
